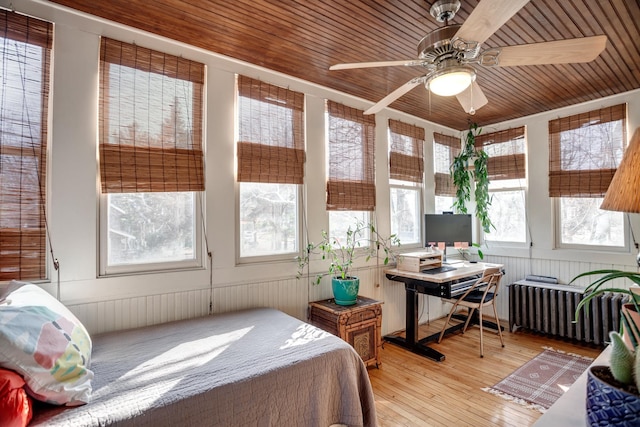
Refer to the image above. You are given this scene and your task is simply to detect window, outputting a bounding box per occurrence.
[328,211,370,244]
[476,127,527,243]
[549,104,627,248]
[326,101,375,241]
[0,12,52,281]
[557,197,624,246]
[390,185,421,244]
[105,193,198,267]
[239,182,299,257]
[389,120,424,245]
[98,38,205,274]
[236,76,304,260]
[433,132,459,214]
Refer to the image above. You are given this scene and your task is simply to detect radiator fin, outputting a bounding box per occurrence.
[509,280,626,346]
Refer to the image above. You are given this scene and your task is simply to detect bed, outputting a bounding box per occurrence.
[27,306,377,426]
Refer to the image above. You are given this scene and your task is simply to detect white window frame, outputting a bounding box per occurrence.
[484,180,529,246]
[236,182,303,264]
[434,196,456,215]
[554,197,629,252]
[389,179,423,248]
[99,192,204,276]
[328,210,372,248]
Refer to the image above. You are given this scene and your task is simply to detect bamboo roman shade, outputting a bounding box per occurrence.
[549,104,627,197]
[476,127,526,181]
[326,101,376,211]
[99,37,205,193]
[237,75,305,184]
[433,132,460,197]
[0,11,52,281]
[389,119,424,183]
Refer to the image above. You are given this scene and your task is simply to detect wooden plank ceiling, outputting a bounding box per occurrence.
[51,0,640,130]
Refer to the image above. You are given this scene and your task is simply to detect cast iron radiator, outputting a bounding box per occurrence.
[509,280,627,346]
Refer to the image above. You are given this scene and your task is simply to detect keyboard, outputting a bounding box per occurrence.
[421,266,457,275]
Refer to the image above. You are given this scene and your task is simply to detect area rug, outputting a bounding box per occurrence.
[482,347,593,413]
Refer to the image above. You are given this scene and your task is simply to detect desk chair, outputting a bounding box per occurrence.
[437,267,505,357]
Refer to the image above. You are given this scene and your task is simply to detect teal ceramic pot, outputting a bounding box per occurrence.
[586,365,640,426]
[332,277,359,306]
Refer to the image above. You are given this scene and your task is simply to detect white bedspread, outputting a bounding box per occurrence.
[30,307,377,426]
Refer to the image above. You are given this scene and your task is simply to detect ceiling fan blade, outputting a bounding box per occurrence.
[455,0,530,45]
[330,59,422,70]
[495,36,608,66]
[364,77,424,115]
[456,81,488,115]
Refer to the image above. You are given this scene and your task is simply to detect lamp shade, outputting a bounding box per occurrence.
[601,127,640,213]
[427,66,475,97]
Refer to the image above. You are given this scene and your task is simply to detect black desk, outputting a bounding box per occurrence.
[384,262,504,362]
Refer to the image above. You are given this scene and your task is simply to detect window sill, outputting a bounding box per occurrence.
[481,244,638,268]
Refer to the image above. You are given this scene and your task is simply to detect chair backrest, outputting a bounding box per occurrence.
[478,267,503,301]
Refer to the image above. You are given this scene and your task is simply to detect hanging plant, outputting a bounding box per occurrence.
[450,122,494,234]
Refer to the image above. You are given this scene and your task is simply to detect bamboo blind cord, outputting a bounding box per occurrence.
[301,186,311,303]
[198,195,213,315]
[626,213,638,256]
[16,42,60,296]
[174,70,214,315]
[16,51,58,256]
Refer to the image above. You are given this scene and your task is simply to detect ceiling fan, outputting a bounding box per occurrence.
[330,0,607,115]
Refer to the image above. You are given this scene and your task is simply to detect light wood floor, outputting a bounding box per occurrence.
[368,317,602,427]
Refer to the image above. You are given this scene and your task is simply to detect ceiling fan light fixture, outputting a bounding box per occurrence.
[427,66,476,97]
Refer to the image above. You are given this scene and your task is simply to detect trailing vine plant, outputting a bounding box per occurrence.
[450,122,494,234]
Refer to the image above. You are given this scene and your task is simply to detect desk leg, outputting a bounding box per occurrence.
[406,287,418,344]
[383,288,446,362]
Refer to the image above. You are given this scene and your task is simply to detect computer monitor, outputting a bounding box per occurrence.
[424,213,473,248]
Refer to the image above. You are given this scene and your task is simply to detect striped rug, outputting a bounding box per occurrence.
[482,347,593,413]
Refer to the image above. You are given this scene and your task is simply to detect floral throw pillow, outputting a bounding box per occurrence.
[0,281,93,405]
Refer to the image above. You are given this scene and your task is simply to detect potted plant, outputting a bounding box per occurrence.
[451,122,493,233]
[572,270,640,426]
[297,220,400,306]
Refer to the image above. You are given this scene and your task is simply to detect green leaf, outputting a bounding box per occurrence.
[609,331,635,385]
[450,122,493,231]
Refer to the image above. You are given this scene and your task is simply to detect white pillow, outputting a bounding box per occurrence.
[0,281,93,405]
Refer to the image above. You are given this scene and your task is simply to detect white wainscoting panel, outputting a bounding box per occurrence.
[65,255,635,336]
[67,288,211,335]
[212,276,309,320]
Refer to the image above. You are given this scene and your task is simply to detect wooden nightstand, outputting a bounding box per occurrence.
[308,296,383,368]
